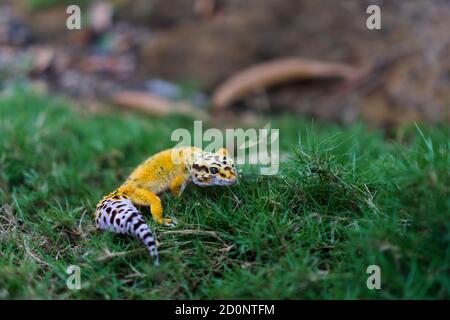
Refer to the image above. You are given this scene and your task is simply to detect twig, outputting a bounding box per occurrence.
[23,238,51,267]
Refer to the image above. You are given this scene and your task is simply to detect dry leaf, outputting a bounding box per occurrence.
[111,90,208,119]
[212,57,364,111]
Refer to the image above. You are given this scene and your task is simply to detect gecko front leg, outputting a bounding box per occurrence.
[131,188,177,227]
[170,175,189,197]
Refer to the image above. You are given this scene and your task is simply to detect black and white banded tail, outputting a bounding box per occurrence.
[95,196,159,265]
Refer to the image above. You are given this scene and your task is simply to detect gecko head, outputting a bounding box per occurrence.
[189,148,237,187]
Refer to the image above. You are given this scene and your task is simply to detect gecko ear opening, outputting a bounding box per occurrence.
[217,148,229,156]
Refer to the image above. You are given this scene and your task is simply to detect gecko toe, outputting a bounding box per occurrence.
[163,218,178,228]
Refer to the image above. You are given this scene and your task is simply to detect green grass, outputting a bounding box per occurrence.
[26,0,90,11]
[0,88,448,299]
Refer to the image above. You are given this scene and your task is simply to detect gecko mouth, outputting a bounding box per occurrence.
[194,179,235,187]
[214,179,236,186]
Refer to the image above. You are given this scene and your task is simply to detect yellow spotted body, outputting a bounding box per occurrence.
[121,146,198,196]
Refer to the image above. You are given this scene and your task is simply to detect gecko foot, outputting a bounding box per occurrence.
[163,218,178,228]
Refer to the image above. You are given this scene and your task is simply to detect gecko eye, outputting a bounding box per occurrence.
[209,167,219,174]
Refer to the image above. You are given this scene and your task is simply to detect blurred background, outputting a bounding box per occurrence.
[0,0,448,128]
